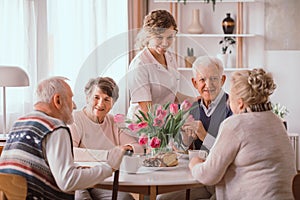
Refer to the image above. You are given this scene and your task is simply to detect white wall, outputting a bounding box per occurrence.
[266,51,300,133]
[148,1,300,134]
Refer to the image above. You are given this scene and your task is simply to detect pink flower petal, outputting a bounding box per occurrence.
[181,100,192,111]
[150,137,161,148]
[138,134,148,145]
[113,114,125,123]
[170,103,179,114]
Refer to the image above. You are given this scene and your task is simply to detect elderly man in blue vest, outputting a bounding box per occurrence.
[186,55,233,151]
[157,56,232,200]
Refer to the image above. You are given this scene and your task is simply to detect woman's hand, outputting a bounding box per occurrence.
[122,145,133,151]
[189,157,205,170]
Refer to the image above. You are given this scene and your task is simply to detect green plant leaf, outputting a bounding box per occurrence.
[138,110,148,121]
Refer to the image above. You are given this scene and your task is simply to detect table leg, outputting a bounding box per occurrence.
[186,189,190,200]
[112,170,119,200]
[149,186,157,200]
[139,194,144,200]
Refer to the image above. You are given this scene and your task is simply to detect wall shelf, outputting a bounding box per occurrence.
[149,0,264,95]
[154,0,258,3]
[177,33,256,38]
[178,67,249,72]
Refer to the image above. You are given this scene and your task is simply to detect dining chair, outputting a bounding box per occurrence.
[293,173,300,200]
[0,173,27,200]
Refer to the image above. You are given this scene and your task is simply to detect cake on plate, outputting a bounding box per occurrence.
[143,152,178,167]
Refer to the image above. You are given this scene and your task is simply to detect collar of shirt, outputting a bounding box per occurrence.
[200,89,225,117]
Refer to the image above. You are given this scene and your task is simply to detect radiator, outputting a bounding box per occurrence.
[288,133,300,171]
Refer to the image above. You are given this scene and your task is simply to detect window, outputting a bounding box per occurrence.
[0,0,128,134]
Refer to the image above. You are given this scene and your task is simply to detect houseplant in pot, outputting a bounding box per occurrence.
[217,36,236,68]
[185,47,196,68]
[178,0,217,11]
[272,103,289,129]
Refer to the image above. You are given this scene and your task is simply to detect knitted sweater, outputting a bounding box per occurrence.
[0,111,74,200]
[191,111,296,200]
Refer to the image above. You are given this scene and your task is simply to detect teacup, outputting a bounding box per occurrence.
[120,155,143,173]
[188,150,208,160]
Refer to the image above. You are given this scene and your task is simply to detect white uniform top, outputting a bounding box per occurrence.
[127,47,180,119]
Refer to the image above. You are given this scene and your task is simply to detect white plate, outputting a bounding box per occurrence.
[142,165,179,171]
[176,152,189,160]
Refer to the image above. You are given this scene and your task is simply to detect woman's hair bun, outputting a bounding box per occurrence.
[247,68,276,98]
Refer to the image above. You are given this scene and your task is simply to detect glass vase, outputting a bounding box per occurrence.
[150,133,174,156]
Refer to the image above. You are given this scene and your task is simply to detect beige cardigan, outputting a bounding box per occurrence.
[192,111,296,200]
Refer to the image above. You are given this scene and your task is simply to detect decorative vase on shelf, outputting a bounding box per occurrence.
[222,13,235,34]
[217,53,228,68]
[187,9,204,34]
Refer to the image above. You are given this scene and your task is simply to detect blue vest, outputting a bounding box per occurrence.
[190,93,232,150]
[0,111,74,200]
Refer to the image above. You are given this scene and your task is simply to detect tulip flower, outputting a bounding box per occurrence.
[138,134,148,145]
[137,122,148,129]
[181,100,192,111]
[170,103,179,114]
[113,114,125,123]
[150,137,161,148]
[128,123,139,132]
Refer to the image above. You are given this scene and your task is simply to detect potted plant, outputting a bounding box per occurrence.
[178,0,217,11]
[272,103,289,129]
[217,36,236,68]
[185,47,196,68]
[219,36,236,54]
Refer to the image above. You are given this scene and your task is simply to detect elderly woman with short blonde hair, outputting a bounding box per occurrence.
[189,68,296,200]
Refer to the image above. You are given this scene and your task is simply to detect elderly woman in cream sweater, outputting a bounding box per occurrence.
[69,77,143,200]
[189,68,296,200]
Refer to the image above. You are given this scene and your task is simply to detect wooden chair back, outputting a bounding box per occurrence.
[0,173,27,200]
[293,173,300,200]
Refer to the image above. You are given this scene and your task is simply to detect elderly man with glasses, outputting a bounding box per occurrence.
[158,56,233,200]
[182,55,233,151]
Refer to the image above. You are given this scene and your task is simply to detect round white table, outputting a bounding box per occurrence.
[79,157,203,200]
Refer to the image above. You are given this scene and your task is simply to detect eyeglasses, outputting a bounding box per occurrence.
[198,76,221,84]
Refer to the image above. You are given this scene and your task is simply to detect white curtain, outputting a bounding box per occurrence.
[0,0,37,133]
[0,0,128,133]
[47,0,129,114]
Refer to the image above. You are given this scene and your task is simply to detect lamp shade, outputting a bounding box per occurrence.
[0,66,29,87]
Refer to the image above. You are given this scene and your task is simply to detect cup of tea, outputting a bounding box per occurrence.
[120,155,143,173]
[188,150,208,160]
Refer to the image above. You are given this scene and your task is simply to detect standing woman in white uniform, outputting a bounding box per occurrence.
[127,9,192,119]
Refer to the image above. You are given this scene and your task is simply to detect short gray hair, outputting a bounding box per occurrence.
[192,56,224,78]
[36,76,70,103]
[84,77,119,102]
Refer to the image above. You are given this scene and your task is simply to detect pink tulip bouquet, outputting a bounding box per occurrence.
[114,100,195,152]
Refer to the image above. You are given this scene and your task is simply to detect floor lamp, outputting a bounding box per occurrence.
[0,66,29,137]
